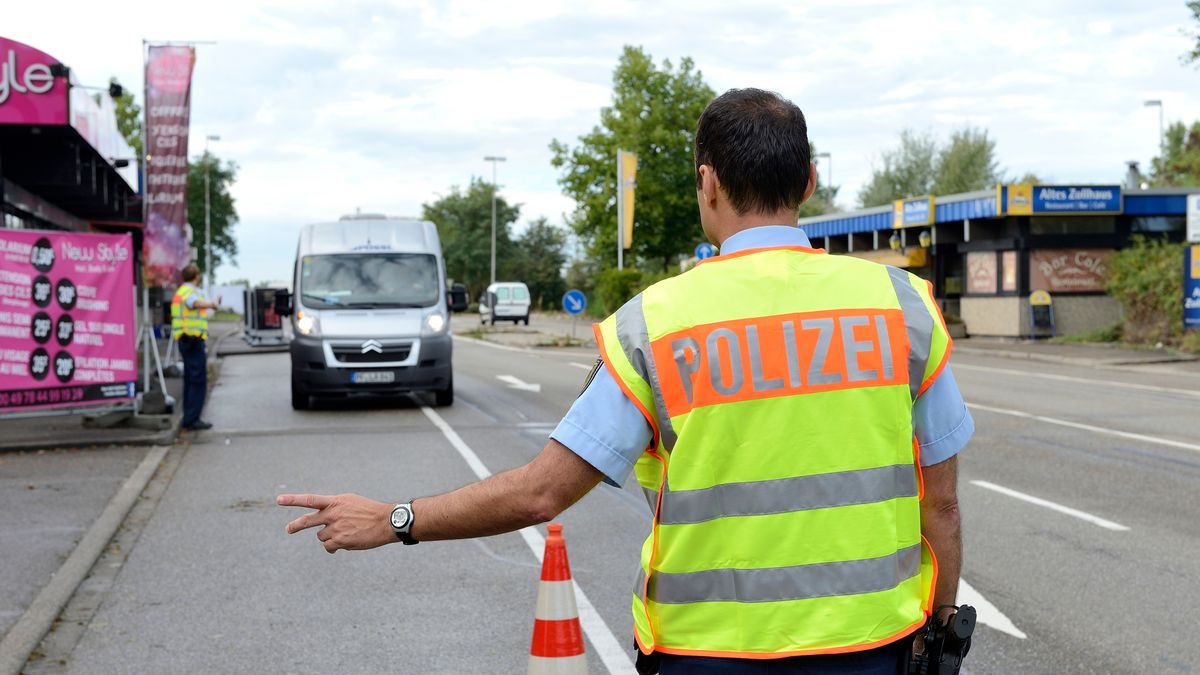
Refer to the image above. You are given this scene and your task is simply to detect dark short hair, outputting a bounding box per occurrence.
[695,88,811,216]
[182,264,201,282]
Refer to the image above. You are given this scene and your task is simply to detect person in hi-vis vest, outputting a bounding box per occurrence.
[172,264,221,431]
[280,88,973,675]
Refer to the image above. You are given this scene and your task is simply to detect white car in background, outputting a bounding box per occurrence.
[479,282,531,325]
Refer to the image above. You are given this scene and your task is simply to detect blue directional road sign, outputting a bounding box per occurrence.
[562,289,587,315]
[695,242,716,260]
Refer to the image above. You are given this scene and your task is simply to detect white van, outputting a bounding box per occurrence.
[479,282,531,325]
[276,214,467,410]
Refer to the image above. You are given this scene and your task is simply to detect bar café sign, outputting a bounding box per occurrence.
[0,37,67,125]
[1030,248,1111,293]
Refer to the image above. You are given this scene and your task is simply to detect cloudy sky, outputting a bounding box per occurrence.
[7,0,1200,283]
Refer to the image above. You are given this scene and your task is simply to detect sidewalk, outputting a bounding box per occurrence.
[954,337,1199,368]
[450,310,598,349]
[0,322,241,453]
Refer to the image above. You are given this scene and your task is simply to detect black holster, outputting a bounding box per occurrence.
[905,605,976,675]
[634,641,660,675]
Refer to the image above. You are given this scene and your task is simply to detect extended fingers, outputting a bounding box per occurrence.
[277,493,334,510]
[286,510,327,534]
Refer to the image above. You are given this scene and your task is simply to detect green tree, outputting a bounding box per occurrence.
[798,142,840,218]
[508,217,567,310]
[109,77,142,158]
[422,179,521,298]
[551,46,714,273]
[858,127,1008,207]
[857,130,938,207]
[933,127,1002,194]
[187,152,240,275]
[1149,120,1200,186]
[1185,0,1200,65]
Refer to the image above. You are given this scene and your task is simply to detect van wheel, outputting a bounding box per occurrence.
[434,376,453,407]
[488,316,495,326]
[291,378,310,411]
[522,316,530,326]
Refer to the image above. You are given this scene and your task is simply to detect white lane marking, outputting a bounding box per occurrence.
[570,362,593,370]
[970,479,1129,531]
[420,407,636,675]
[958,578,1027,640]
[453,334,536,353]
[497,374,542,393]
[967,402,1200,455]
[955,363,1200,398]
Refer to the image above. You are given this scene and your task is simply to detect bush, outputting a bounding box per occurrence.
[1105,236,1185,345]
[596,268,641,314]
[1182,330,1200,355]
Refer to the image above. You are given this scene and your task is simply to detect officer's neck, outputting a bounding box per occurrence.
[710,208,799,247]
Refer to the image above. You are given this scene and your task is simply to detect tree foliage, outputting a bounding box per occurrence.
[858,127,1006,207]
[1186,0,1200,66]
[1149,120,1200,187]
[422,179,520,298]
[186,153,240,275]
[110,77,143,158]
[798,143,840,218]
[510,217,568,310]
[551,46,714,273]
[1106,236,1185,344]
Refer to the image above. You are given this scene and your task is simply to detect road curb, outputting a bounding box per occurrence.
[954,345,1195,368]
[0,444,171,675]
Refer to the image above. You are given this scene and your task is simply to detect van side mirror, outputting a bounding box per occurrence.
[274,289,293,317]
[447,283,469,313]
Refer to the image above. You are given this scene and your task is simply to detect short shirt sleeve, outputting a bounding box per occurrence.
[551,365,653,487]
[184,290,200,309]
[912,366,974,466]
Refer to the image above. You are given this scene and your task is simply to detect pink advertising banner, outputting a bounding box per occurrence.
[0,229,137,411]
[0,37,68,126]
[143,45,195,288]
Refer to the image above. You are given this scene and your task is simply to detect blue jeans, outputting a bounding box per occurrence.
[178,337,207,426]
[657,641,906,674]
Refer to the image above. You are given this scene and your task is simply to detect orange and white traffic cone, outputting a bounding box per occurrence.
[527,523,588,675]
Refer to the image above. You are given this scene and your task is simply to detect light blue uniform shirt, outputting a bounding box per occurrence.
[551,226,974,485]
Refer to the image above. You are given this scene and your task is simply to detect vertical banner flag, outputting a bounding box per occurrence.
[1185,245,1200,332]
[143,45,195,288]
[618,150,637,250]
[0,230,137,411]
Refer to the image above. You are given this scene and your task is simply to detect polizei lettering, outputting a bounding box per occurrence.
[652,309,909,416]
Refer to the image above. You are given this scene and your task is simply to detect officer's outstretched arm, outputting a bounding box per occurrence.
[920,455,961,616]
[411,439,605,542]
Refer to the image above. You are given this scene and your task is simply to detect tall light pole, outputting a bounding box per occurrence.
[483,156,506,285]
[1144,99,1164,163]
[814,151,832,206]
[204,134,221,296]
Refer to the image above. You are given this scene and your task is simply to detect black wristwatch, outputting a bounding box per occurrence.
[390,501,418,545]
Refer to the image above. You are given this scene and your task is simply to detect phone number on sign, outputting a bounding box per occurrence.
[0,386,86,408]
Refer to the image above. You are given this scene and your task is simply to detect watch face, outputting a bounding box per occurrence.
[391,506,410,530]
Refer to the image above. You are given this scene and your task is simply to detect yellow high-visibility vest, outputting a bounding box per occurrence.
[171,284,209,340]
[594,244,951,659]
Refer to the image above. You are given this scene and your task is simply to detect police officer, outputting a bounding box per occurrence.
[172,264,220,431]
[279,88,973,674]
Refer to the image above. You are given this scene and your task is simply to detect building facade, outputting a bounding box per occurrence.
[799,185,1196,338]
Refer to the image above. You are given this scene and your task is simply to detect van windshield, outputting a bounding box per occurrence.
[300,254,439,308]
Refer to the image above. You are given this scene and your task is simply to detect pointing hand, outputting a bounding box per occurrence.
[277,492,395,553]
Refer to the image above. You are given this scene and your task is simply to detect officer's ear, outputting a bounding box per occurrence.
[697,164,720,210]
[800,161,817,205]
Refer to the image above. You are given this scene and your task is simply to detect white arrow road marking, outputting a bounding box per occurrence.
[970,479,1130,531]
[967,402,1200,455]
[958,578,1027,640]
[497,374,541,392]
[420,406,636,674]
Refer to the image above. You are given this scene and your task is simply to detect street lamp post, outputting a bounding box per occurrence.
[483,156,506,286]
[814,151,832,205]
[204,134,221,296]
[1144,99,1164,161]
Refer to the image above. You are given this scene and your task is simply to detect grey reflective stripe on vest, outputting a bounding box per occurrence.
[657,464,919,525]
[642,487,660,511]
[644,542,922,605]
[886,266,932,401]
[615,294,678,449]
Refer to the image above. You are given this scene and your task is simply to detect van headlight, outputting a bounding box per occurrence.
[296,310,320,337]
[422,312,447,336]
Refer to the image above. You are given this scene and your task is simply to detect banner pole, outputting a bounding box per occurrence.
[616,150,623,271]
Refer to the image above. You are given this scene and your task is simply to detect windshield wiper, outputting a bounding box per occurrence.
[343,302,430,309]
[301,293,341,305]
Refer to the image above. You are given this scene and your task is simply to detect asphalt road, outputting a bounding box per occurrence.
[14,333,1200,674]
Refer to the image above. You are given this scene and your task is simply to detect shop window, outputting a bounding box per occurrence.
[1001,251,1018,292]
[1030,216,1115,235]
[966,251,998,294]
[1130,216,1184,233]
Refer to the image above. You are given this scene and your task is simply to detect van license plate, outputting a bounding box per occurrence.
[351,371,395,384]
